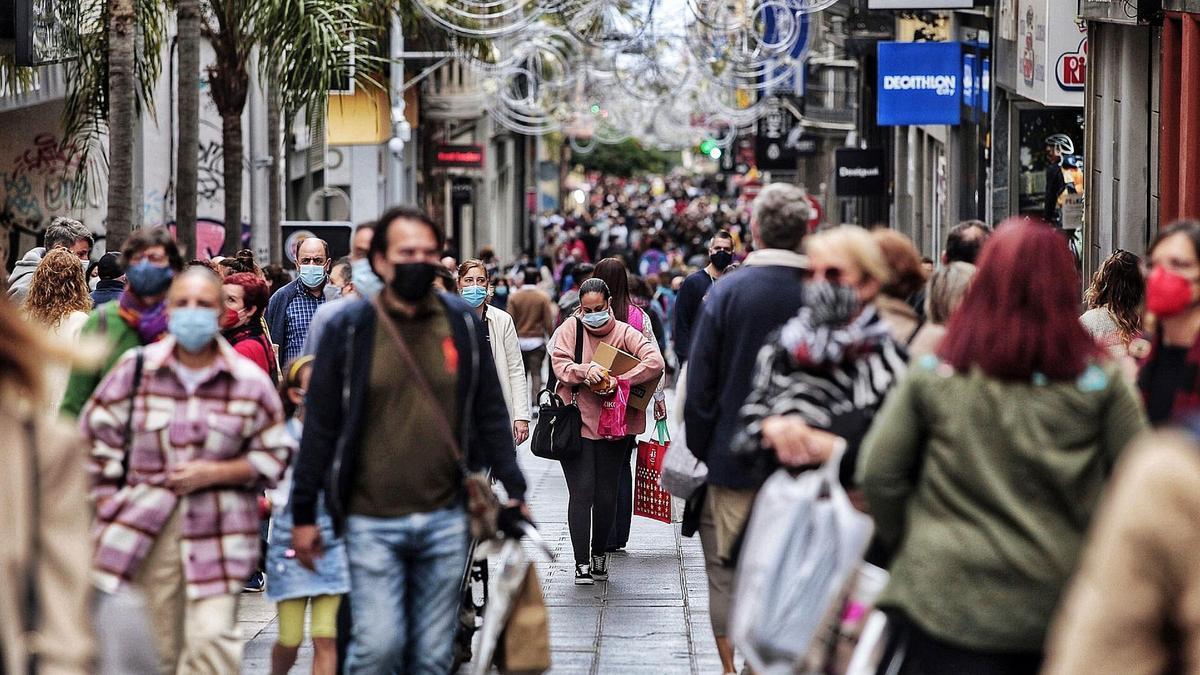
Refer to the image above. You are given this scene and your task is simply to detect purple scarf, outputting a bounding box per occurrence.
[118,290,169,343]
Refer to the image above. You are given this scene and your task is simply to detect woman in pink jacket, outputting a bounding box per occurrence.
[551,278,665,585]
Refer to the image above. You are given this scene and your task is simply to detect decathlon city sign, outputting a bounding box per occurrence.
[877,41,963,126]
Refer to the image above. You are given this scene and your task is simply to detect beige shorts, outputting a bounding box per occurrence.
[708,485,758,563]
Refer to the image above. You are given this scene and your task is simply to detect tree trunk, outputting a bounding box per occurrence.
[267,78,282,262]
[176,0,201,258]
[105,0,136,251]
[222,113,244,254]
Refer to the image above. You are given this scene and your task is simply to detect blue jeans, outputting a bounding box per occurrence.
[343,507,469,674]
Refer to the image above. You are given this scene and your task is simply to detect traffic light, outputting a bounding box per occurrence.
[699,138,722,160]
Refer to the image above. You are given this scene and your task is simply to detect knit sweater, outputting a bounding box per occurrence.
[550,316,664,440]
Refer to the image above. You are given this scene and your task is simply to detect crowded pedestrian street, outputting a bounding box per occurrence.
[7,1,1200,675]
[239,414,728,674]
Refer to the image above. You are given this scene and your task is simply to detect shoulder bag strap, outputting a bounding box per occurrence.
[370,296,468,471]
[571,317,583,397]
[119,347,146,488]
[545,317,584,398]
[22,417,41,674]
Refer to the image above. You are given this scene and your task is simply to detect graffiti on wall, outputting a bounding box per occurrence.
[197,140,224,203]
[1,132,100,232]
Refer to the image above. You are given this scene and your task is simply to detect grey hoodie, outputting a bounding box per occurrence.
[5,247,45,303]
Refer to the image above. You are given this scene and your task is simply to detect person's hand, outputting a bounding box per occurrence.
[584,364,606,386]
[166,460,221,495]
[514,420,530,445]
[292,525,323,571]
[653,398,668,421]
[506,498,533,521]
[761,417,841,467]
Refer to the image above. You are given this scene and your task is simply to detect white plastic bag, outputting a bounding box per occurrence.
[730,444,875,675]
[658,366,708,498]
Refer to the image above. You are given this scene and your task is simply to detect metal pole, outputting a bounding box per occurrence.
[389,11,405,207]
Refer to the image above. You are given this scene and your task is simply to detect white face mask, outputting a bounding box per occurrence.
[89,277,100,292]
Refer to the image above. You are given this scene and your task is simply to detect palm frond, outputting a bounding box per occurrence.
[254,0,387,122]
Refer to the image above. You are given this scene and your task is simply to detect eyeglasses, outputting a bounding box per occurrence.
[802,266,846,284]
[298,256,328,266]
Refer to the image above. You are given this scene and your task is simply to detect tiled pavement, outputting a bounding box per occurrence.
[240,407,725,674]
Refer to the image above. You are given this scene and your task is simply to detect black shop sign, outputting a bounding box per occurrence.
[835,148,887,196]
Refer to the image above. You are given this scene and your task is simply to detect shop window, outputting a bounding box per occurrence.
[1015,108,1085,228]
[1160,13,1200,223]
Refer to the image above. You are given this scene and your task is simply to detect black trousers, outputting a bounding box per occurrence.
[607,436,636,549]
[561,438,627,564]
[887,612,1043,675]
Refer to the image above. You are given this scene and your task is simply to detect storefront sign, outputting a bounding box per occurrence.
[877,42,962,126]
[755,98,801,171]
[1015,0,1087,107]
[435,144,485,168]
[1079,0,1148,24]
[835,149,887,196]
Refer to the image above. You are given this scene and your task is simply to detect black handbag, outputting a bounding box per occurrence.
[531,317,584,461]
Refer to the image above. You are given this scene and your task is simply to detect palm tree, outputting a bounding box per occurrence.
[105,0,136,250]
[176,0,202,257]
[62,0,165,249]
[206,0,382,255]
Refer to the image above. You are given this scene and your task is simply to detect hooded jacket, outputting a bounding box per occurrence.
[5,247,45,303]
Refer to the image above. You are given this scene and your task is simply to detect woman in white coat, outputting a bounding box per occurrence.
[458,259,532,444]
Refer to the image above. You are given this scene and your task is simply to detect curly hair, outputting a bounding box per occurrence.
[23,248,92,327]
[1085,249,1144,344]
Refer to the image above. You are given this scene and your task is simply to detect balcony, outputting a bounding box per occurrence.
[422,60,486,121]
[0,62,68,114]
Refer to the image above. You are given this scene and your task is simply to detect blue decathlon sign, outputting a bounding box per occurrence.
[877,41,962,126]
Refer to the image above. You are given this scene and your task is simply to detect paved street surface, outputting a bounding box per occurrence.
[240,406,725,674]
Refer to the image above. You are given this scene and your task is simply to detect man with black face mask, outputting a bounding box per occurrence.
[289,206,527,674]
[672,230,734,365]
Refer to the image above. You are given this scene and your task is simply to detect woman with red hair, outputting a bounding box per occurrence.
[222,272,277,379]
[857,219,1147,673]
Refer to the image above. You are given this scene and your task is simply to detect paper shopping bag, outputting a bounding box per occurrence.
[494,566,550,674]
[634,420,673,523]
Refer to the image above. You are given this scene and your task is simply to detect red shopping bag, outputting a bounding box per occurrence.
[634,420,673,523]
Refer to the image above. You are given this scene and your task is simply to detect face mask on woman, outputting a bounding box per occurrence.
[581,309,611,329]
[1146,266,1197,317]
[169,307,220,353]
[126,261,174,297]
[460,285,488,308]
[802,280,862,327]
[351,259,383,299]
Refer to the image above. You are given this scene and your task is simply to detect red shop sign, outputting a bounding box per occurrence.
[435,144,485,168]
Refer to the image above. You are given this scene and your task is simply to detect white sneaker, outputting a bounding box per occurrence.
[575,564,594,585]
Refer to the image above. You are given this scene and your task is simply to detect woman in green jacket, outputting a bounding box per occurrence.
[59,228,184,417]
[858,220,1147,674]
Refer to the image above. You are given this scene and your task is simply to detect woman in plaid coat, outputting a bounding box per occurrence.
[82,268,295,673]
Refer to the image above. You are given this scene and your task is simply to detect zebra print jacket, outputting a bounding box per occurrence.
[733,305,908,487]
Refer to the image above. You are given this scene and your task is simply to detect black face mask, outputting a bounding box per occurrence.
[389,262,438,301]
[710,250,733,271]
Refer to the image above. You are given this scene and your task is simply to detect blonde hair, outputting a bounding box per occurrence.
[805,225,893,286]
[926,262,976,324]
[23,247,92,327]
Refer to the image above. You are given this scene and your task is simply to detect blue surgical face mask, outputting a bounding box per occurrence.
[126,260,175,297]
[495,285,509,297]
[460,285,488,308]
[350,259,382,299]
[299,264,326,288]
[581,309,611,329]
[169,307,220,353]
